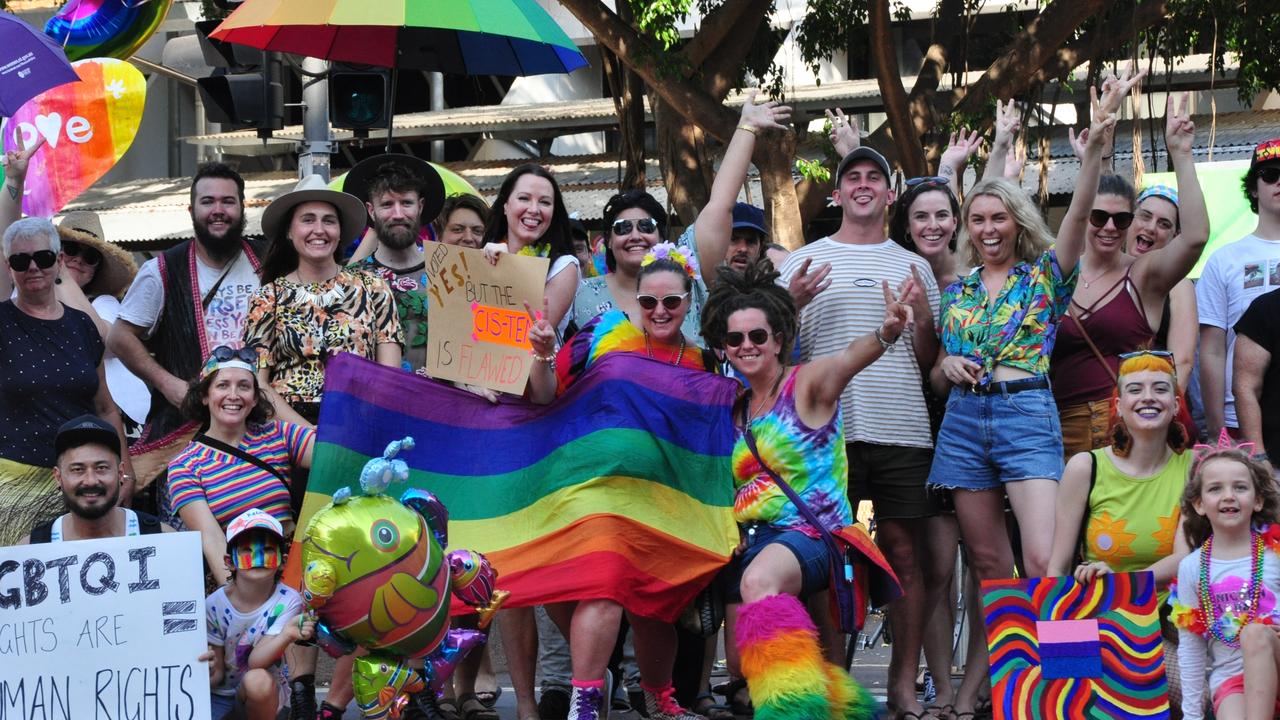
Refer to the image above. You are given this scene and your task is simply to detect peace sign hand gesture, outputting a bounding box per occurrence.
[879,277,915,345]
[1164,92,1195,158]
[524,296,556,360]
[2,132,46,187]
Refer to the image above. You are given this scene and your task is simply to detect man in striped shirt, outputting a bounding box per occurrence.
[778,146,942,719]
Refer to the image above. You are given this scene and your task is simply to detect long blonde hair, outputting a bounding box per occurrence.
[959,178,1054,267]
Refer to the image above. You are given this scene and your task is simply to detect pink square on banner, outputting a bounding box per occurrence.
[1036,618,1100,644]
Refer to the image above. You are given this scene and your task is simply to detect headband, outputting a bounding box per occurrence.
[641,242,700,280]
[1137,184,1179,208]
[200,357,257,381]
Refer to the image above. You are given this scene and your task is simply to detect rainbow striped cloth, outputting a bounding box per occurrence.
[295,352,741,622]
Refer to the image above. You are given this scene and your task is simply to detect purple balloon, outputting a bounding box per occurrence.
[424,628,487,694]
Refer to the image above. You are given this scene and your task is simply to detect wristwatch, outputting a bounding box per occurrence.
[874,328,896,352]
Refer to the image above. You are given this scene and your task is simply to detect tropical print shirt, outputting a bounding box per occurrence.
[938,249,1077,383]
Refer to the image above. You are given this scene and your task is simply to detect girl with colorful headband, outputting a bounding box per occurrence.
[1169,436,1280,719]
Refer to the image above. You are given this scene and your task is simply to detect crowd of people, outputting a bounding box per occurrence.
[4,66,1280,720]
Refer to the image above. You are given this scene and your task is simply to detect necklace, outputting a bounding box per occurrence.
[1079,261,1120,290]
[1198,529,1265,648]
[287,271,344,307]
[747,367,788,422]
[644,330,686,366]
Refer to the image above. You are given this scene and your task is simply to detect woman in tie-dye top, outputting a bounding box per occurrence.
[700,258,912,720]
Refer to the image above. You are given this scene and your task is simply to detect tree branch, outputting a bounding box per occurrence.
[683,0,770,71]
[1031,0,1169,85]
[870,0,926,176]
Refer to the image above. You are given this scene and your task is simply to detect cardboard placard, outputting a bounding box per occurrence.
[424,242,549,394]
[980,571,1168,719]
[0,531,211,720]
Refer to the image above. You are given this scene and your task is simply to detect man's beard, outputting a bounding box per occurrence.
[66,484,120,521]
[375,216,420,251]
[194,213,247,263]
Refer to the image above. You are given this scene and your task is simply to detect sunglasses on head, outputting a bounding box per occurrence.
[1258,166,1280,185]
[612,218,658,236]
[905,176,949,188]
[210,345,260,364]
[1088,209,1135,230]
[1119,349,1175,361]
[62,241,102,267]
[7,250,58,272]
[636,292,688,311]
[725,328,772,347]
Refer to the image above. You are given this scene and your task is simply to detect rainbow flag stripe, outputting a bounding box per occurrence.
[296,352,741,622]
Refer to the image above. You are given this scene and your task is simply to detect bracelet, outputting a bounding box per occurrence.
[736,124,757,135]
[874,328,897,352]
[532,352,556,370]
[1255,452,1270,463]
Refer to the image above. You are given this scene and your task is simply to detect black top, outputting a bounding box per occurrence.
[0,301,103,467]
[1234,287,1280,455]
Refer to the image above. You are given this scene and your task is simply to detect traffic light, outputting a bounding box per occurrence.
[329,64,389,132]
[194,20,284,138]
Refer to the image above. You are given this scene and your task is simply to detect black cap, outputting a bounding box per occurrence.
[54,415,119,459]
[835,147,892,184]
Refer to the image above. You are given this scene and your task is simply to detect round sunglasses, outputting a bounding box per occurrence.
[612,218,658,236]
[636,292,688,311]
[725,328,772,347]
[7,250,58,272]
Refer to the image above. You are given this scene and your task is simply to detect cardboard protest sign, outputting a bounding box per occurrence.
[980,571,1168,719]
[424,242,549,394]
[1,57,145,217]
[0,531,211,720]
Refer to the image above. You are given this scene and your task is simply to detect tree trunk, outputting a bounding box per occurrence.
[869,0,926,177]
[754,128,803,249]
[653,94,712,227]
[602,51,647,190]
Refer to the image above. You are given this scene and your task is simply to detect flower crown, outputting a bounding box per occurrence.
[641,242,700,280]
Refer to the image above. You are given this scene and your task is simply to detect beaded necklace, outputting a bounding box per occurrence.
[643,330,686,366]
[1198,528,1265,648]
[516,243,551,258]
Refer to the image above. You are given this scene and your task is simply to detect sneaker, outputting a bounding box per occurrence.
[567,685,605,720]
[539,687,571,720]
[643,686,702,720]
[921,670,937,705]
[288,678,316,720]
[403,691,451,720]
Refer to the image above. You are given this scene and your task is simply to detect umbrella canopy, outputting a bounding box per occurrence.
[0,14,79,116]
[329,161,480,200]
[210,0,588,76]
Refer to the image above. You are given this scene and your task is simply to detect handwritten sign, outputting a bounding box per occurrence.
[425,242,549,394]
[0,531,211,720]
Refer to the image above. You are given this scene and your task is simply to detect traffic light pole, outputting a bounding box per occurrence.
[299,56,335,181]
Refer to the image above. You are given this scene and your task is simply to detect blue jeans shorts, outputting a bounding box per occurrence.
[725,522,832,603]
[927,384,1064,491]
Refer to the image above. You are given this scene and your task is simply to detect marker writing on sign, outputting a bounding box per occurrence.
[0,546,159,609]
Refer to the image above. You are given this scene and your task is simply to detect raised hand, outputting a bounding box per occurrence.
[825,107,860,156]
[939,128,983,174]
[1002,139,1027,180]
[1093,63,1146,119]
[1164,92,1195,158]
[788,258,833,311]
[524,296,555,359]
[992,99,1021,150]
[740,89,792,133]
[2,131,46,186]
[879,278,915,343]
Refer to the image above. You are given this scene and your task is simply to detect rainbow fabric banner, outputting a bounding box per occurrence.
[295,352,741,622]
[981,571,1170,719]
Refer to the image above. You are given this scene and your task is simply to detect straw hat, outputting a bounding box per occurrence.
[56,210,137,299]
[260,174,369,246]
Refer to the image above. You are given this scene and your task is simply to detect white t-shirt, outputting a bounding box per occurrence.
[92,295,151,425]
[548,254,581,338]
[118,250,260,350]
[1194,234,1280,427]
[779,237,940,448]
[205,582,302,701]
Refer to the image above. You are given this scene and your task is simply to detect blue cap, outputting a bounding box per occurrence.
[731,202,768,236]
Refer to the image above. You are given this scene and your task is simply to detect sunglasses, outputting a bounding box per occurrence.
[7,250,58,272]
[636,292,688,311]
[62,241,102,267]
[1258,166,1280,185]
[1119,349,1174,361]
[210,345,260,364]
[905,176,949,187]
[612,218,658,236]
[1088,209,1135,230]
[725,328,773,347]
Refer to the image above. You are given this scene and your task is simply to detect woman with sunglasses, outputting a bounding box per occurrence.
[1050,92,1208,458]
[522,246,714,720]
[0,217,134,545]
[167,345,315,585]
[698,258,909,720]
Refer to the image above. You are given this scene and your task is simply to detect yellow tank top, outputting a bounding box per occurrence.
[1084,448,1191,575]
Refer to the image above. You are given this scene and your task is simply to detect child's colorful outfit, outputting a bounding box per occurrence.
[1171,525,1280,719]
[206,582,304,719]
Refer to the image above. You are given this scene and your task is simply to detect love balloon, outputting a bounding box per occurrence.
[1,58,145,217]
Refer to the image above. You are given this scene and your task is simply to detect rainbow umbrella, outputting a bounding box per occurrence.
[209,0,588,77]
[328,162,480,199]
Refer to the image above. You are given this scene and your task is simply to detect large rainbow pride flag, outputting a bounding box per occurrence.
[294,352,741,622]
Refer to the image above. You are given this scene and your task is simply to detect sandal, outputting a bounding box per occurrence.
[722,678,753,716]
[693,692,735,720]
[435,697,463,720]
[926,705,955,720]
[459,693,500,720]
[473,687,502,708]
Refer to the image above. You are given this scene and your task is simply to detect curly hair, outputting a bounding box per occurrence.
[1108,352,1190,457]
[958,178,1054,268]
[701,258,797,363]
[181,368,275,428]
[1181,450,1280,548]
[890,180,959,255]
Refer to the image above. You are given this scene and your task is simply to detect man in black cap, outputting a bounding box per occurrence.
[17,415,170,544]
[344,154,446,372]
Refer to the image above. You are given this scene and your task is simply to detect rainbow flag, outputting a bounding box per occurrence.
[295,352,741,622]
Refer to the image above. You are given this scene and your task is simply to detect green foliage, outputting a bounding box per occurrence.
[1158,0,1280,103]
[795,0,870,76]
[795,157,831,183]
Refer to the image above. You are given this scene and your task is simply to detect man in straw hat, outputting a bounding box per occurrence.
[107,163,268,490]
[343,154,445,372]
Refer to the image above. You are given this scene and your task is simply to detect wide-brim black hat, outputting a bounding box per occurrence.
[342,153,446,226]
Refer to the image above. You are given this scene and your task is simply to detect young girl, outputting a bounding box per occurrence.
[1172,439,1280,720]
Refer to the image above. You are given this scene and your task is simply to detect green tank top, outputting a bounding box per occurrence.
[1084,448,1192,575]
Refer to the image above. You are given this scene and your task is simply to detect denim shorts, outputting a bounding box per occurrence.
[927,385,1064,491]
[725,521,832,602]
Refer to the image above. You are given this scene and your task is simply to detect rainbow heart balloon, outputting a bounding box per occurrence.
[1,58,145,218]
[45,0,174,62]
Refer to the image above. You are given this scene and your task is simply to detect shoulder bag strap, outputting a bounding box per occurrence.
[1076,451,1099,560]
[194,432,289,486]
[1068,309,1118,384]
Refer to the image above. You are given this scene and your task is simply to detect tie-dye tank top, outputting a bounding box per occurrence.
[732,368,853,532]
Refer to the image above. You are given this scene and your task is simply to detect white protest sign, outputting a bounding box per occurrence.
[0,531,211,720]
[424,242,550,394]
